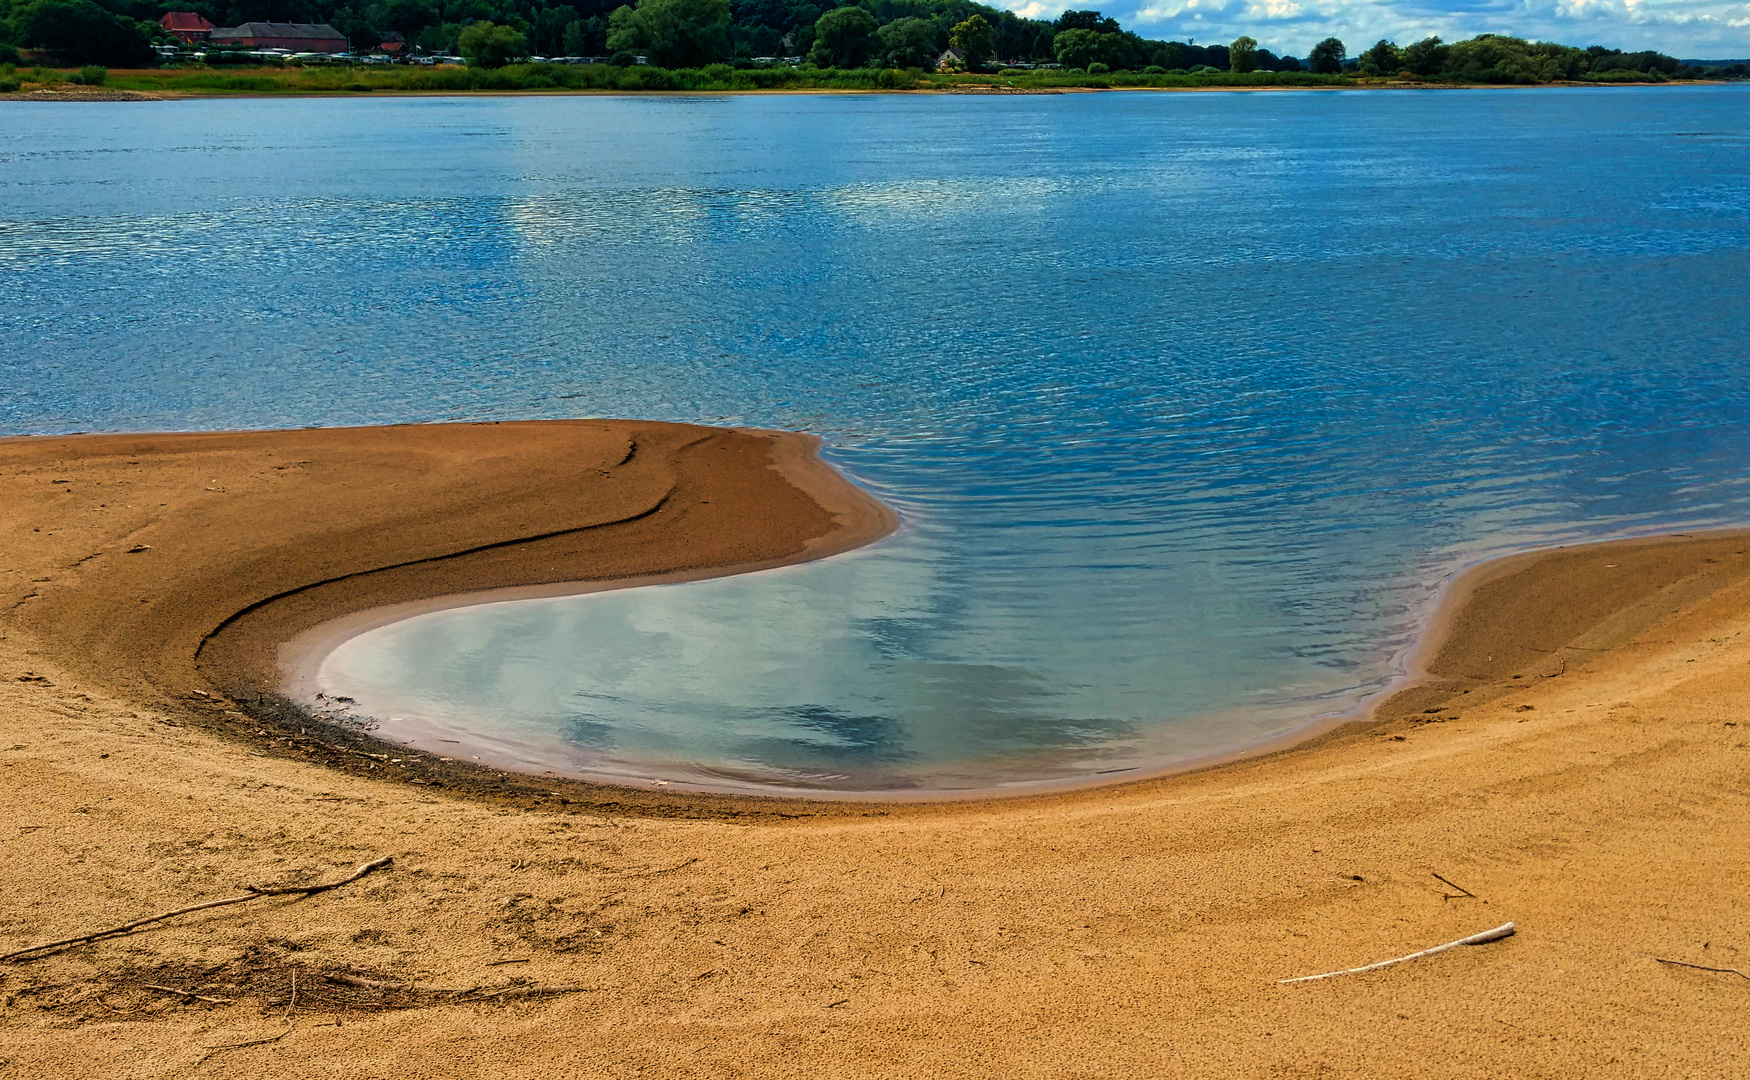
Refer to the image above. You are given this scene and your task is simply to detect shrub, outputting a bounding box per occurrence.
[1142,65,1165,74]
[458,22,529,68]
[1087,61,1109,74]
[0,78,19,92]
[77,65,107,85]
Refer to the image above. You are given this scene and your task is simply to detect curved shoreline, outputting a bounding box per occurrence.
[5,419,1750,817]
[4,420,1750,811]
[6,422,1750,1075]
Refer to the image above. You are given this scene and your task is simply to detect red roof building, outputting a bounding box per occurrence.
[207,22,351,53]
[158,12,215,43]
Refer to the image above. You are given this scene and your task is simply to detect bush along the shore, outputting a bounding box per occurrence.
[71,51,1738,97]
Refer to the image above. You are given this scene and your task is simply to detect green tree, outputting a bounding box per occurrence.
[1052,26,1098,69]
[375,0,438,37]
[13,0,155,66]
[458,21,529,66]
[1307,36,1344,74]
[562,16,605,55]
[948,13,992,68]
[1400,35,1449,77]
[1153,41,1186,69]
[606,0,730,68]
[1055,10,1116,33]
[1357,38,1401,75]
[876,16,935,69]
[1228,34,1257,73]
[809,5,874,67]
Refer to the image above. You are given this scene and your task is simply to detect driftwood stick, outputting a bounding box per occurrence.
[326,972,460,993]
[243,855,396,897]
[1432,872,1477,899]
[198,1023,295,1062]
[0,855,393,963]
[1278,922,1516,984]
[1654,958,1750,981]
[324,972,602,999]
[144,984,234,1004]
[468,983,603,1000]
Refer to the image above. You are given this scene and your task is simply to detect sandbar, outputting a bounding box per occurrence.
[1,421,1745,1076]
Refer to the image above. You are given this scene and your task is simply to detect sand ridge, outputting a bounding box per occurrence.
[1,422,1746,1077]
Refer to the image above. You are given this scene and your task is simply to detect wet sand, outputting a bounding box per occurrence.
[1,421,1746,1076]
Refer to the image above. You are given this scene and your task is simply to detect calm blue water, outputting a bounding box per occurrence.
[5,88,1749,793]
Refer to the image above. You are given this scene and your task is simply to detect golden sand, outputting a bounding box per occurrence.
[1,422,1744,1076]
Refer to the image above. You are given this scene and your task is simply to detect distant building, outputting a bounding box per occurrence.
[937,47,966,73]
[376,31,407,57]
[208,22,350,54]
[158,12,214,43]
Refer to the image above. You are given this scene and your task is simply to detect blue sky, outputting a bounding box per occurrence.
[996,0,1750,59]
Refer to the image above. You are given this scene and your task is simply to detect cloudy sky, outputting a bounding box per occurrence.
[998,0,1750,59]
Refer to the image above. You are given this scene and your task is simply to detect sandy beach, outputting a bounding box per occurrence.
[1,421,1746,1077]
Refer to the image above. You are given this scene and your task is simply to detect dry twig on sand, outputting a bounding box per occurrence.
[1653,958,1750,982]
[1278,922,1516,984]
[195,1023,296,1065]
[0,855,393,963]
[1432,872,1477,900]
[325,972,603,1000]
[144,984,234,1004]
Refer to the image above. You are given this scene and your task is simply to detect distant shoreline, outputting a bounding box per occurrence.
[2,69,1726,102]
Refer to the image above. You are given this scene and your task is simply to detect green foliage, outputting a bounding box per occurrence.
[1400,36,1449,77]
[607,0,730,69]
[75,63,104,83]
[458,22,528,67]
[1346,34,1685,85]
[1307,36,1343,74]
[1052,26,1097,70]
[875,16,934,70]
[948,13,992,69]
[11,0,155,67]
[1357,39,1400,76]
[1228,35,1256,74]
[811,5,875,68]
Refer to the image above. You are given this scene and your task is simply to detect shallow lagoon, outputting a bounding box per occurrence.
[5,87,1750,791]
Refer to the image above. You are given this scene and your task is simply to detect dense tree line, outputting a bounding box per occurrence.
[1352,33,1715,83]
[3,0,1743,82]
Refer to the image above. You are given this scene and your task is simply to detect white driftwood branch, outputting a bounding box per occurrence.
[1278,922,1515,984]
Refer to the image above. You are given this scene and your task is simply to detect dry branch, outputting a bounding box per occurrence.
[196,1023,296,1064]
[144,984,234,1004]
[325,972,603,1000]
[0,855,393,963]
[1432,872,1477,899]
[1654,957,1750,981]
[1278,922,1516,984]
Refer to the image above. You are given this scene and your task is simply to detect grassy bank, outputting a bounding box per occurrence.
[0,61,1708,97]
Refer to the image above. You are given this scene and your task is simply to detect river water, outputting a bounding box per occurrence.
[4,87,1749,793]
